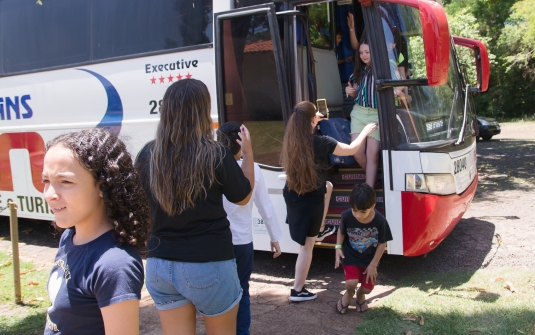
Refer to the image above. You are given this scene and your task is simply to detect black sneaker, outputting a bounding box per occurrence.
[290,287,317,302]
[316,225,336,241]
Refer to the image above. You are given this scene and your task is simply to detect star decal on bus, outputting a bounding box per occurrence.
[148,73,194,85]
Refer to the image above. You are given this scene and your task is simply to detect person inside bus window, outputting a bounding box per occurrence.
[217,121,283,335]
[281,101,376,302]
[346,39,381,187]
[336,12,360,83]
[384,23,411,107]
[42,128,149,335]
[134,79,255,335]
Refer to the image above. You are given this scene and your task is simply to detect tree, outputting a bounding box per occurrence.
[446,0,534,120]
[446,8,495,88]
[504,0,535,79]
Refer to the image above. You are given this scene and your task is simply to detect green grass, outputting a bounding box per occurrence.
[0,251,50,335]
[355,268,535,335]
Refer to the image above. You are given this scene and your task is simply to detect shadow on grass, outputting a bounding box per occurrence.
[357,305,535,335]
[252,216,496,287]
[475,138,535,201]
[379,217,496,282]
[0,311,45,335]
[0,217,60,248]
[353,266,535,335]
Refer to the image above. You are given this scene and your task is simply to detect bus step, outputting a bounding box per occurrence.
[324,207,385,222]
[332,167,383,185]
[330,187,384,208]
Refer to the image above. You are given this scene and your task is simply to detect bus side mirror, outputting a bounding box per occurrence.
[362,0,450,86]
[453,36,490,93]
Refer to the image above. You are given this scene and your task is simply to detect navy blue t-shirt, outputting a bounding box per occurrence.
[340,208,393,268]
[45,229,144,334]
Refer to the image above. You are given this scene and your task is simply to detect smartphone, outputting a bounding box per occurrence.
[316,99,328,118]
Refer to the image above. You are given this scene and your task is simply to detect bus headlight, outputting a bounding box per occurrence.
[406,173,428,192]
[406,174,456,195]
[425,174,456,195]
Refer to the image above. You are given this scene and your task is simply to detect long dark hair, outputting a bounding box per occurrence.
[46,128,150,253]
[280,101,321,195]
[352,38,372,84]
[150,79,223,216]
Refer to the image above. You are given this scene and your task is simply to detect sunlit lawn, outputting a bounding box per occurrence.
[355,268,535,335]
[0,251,49,335]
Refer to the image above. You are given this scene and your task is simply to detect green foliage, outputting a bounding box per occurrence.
[408,36,426,78]
[472,0,519,46]
[446,8,495,88]
[503,0,535,78]
[444,0,477,15]
[445,0,534,120]
[307,3,332,49]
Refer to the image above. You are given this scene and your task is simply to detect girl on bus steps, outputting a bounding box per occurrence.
[42,128,149,335]
[135,78,255,335]
[346,39,382,187]
[281,101,376,301]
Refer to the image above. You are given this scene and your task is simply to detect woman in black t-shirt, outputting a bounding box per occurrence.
[135,79,254,335]
[280,101,377,301]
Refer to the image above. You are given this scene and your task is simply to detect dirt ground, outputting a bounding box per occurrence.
[1,121,533,334]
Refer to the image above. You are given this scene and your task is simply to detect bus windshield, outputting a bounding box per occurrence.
[380,3,474,145]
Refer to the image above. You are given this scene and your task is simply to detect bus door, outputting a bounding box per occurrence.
[214,4,299,253]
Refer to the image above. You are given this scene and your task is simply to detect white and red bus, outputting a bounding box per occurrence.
[0,0,488,256]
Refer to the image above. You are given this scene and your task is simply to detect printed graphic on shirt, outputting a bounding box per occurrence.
[347,227,379,253]
[46,259,70,332]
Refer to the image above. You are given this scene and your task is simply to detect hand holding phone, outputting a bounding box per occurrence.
[316,99,328,118]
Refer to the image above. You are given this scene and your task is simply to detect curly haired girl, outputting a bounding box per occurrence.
[42,127,149,335]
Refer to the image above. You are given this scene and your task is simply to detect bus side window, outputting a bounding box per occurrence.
[218,11,286,167]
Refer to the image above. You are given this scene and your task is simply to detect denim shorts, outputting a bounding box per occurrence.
[146,258,242,316]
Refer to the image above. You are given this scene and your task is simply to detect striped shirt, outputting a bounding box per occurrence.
[350,66,377,108]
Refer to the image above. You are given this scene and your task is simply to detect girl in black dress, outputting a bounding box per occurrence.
[280,101,376,301]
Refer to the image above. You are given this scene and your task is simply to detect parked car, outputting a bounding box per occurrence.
[477,116,501,141]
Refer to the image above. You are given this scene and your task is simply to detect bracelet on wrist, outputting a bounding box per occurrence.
[349,28,354,32]
[335,244,342,249]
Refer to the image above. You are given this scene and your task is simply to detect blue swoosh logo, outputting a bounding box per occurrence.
[77,69,123,135]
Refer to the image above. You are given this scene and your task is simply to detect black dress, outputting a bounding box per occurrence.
[283,135,337,245]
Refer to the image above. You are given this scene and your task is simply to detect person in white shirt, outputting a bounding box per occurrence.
[218,121,283,335]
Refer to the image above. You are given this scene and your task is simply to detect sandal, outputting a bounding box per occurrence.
[356,299,369,313]
[335,296,349,315]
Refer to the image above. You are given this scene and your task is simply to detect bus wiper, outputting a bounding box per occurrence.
[376,78,428,89]
[275,10,303,17]
[455,84,470,146]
